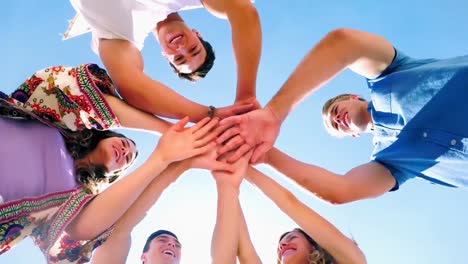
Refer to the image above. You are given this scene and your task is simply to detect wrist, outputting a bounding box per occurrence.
[216,181,241,194]
[264,104,284,124]
[207,105,216,118]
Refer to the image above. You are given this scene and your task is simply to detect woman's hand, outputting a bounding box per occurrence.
[212,150,252,189]
[154,116,219,164]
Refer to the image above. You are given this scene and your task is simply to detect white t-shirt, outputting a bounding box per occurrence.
[66,0,203,52]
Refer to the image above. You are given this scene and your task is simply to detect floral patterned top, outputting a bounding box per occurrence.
[0,64,121,263]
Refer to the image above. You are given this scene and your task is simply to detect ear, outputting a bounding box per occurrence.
[141,253,147,263]
[350,94,360,100]
[191,28,202,38]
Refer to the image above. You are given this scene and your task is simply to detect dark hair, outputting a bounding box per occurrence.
[278,228,335,264]
[64,129,137,193]
[141,230,179,264]
[169,37,215,82]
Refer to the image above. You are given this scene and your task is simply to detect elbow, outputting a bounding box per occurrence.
[324,28,355,45]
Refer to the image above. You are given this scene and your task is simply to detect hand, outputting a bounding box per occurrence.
[188,146,234,172]
[212,150,252,188]
[217,106,281,164]
[154,116,219,163]
[215,103,254,119]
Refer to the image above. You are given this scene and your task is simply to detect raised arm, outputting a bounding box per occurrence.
[265,148,396,204]
[218,29,395,162]
[237,202,262,264]
[99,39,253,122]
[266,28,395,122]
[202,0,261,103]
[66,117,220,240]
[211,151,251,264]
[246,167,367,264]
[91,161,189,264]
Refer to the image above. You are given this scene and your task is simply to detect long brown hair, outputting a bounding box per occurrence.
[64,129,137,193]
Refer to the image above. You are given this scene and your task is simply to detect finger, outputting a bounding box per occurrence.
[212,123,233,137]
[194,130,218,148]
[216,126,241,144]
[217,135,244,154]
[193,117,219,140]
[210,161,235,173]
[216,126,242,144]
[251,143,272,164]
[193,141,217,157]
[190,116,211,132]
[227,144,252,163]
[219,115,242,127]
[232,104,254,115]
[173,116,190,131]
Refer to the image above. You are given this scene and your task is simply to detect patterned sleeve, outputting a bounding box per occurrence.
[0,64,120,135]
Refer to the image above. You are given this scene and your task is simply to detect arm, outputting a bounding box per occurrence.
[67,117,220,240]
[267,28,395,122]
[103,94,171,134]
[211,151,252,264]
[246,167,367,264]
[211,182,241,264]
[265,148,396,204]
[218,29,395,162]
[237,202,262,264]
[91,161,189,264]
[98,39,214,122]
[202,0,261,103]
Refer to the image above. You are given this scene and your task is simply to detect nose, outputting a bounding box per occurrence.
[278,242,287,251]
[333,114,341,124]
[121,146,129,158]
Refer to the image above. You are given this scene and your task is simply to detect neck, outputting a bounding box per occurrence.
[156,12,184,32]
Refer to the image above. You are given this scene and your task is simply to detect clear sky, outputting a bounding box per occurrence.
[2,0,468,263]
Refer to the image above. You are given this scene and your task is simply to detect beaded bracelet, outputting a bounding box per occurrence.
[207,105,216,118]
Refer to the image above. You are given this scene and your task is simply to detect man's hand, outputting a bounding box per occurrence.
[217,106,281,164]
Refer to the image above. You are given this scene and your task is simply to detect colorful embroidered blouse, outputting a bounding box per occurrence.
[0,64,121,263]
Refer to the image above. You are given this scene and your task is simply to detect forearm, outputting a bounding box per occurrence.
[211,184,241,264]
[91,162,188,263]
[111,161,189,234]
[229,4,261,101]
[266,148,348,204]
[247,167,366,264]
[119,74,209,122]
[103,94,171,134]
[238,202,262,264]
[266,30,358,122]
[67,155,170,240]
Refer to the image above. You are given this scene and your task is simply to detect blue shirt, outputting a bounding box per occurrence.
[367,49,468,191]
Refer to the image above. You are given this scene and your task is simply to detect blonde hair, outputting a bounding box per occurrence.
[321,94,366,138]
[277,229,335,264]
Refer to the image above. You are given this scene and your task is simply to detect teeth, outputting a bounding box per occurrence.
[170,35,182,43]
[163,250,174,256]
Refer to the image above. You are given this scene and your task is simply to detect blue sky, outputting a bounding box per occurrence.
[2,0,468,263]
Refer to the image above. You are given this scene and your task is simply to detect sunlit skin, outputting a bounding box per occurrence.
[277,231,315,264]
[84,137,137,174]
[324,97,373,137]
[155,13,207,74]
[141,234,182,264]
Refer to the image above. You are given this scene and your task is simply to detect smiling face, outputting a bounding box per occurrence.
[322,95,372,137]
[277,231,315,264]
[156,20,207,74]
[141,234,182,264]
[85,136,137,174]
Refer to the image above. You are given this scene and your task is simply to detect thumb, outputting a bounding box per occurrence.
[251,143,271,164]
